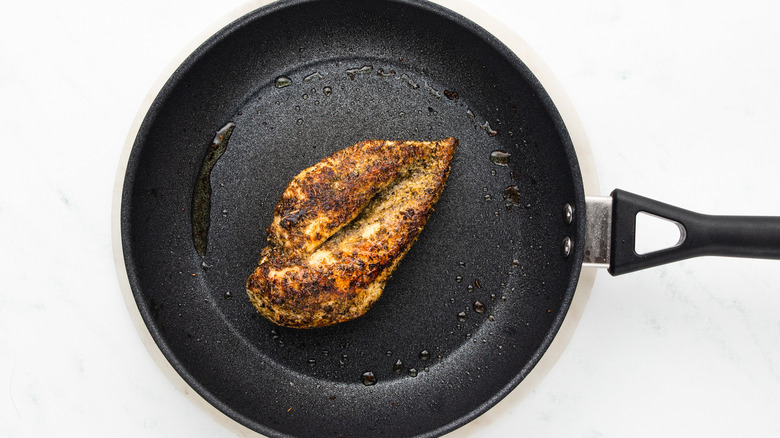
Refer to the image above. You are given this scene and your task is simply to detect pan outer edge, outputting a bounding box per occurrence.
[112,2,280,438]
[111,0,600,437]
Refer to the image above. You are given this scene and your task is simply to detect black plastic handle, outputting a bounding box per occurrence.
[609,189,780,276]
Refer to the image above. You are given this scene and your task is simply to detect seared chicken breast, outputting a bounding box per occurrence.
[246,138,458,328]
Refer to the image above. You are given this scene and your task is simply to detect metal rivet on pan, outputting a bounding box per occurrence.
[564,203,574,225]
[562,236,572,258]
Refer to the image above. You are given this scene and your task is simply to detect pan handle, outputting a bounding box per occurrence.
[604,189,780,275]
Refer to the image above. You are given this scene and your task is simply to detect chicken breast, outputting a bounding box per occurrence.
[246,138,458,328]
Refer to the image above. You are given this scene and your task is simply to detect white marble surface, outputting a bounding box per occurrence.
[2,0,780,436]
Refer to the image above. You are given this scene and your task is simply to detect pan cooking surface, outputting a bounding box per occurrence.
[121,0,585,436]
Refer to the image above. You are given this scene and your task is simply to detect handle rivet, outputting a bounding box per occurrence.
[564,203,574,225]
[562,236,573,258]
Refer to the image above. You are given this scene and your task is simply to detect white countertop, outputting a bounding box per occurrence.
[2,0,780,436]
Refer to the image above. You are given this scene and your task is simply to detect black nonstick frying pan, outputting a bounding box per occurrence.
[118,0,780,436]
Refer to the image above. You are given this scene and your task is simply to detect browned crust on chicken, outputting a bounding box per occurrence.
[246,138,458,328]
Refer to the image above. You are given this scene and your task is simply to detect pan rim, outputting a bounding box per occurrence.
[111,0,600,436]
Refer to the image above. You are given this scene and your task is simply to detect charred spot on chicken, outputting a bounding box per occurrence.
[246,138,458,328]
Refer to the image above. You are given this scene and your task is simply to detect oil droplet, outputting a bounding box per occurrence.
[274,76,292,88]
[455,276,463,283]
[192,122,236,257]
[346,65,373,79]
[481,121,498,136]
[386,350,392,356]
[361,371,377,386]
[459,261,466,267]
[270,329,279,340]
[484,194,492,201]
[308,358,316,367]
[473,301,486,314]
[302,93,309,100]
[419,350,430,361]
[399,73,419,89]
[323,86,332,96]
[224,291,232,299]
[457,311,467,322]
[504,185,521,204]
[424,83,442,99]
[294,105,301,111]
[490,169,496,176]
[303,71,323,82]
[393,359,404,374]
[377,68,395,77]
[296,118,303,125]
[408,368,418,377]
[467,285,474,292]
[490,150,511,166]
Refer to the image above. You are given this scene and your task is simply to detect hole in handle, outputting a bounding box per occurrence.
[635,211,687,255]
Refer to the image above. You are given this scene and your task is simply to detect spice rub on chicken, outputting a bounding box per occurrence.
[246,138,458,328]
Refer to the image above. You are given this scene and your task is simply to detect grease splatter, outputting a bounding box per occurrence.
[192,122,236,256]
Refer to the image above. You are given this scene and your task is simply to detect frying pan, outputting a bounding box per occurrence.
[116,0,780,436]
